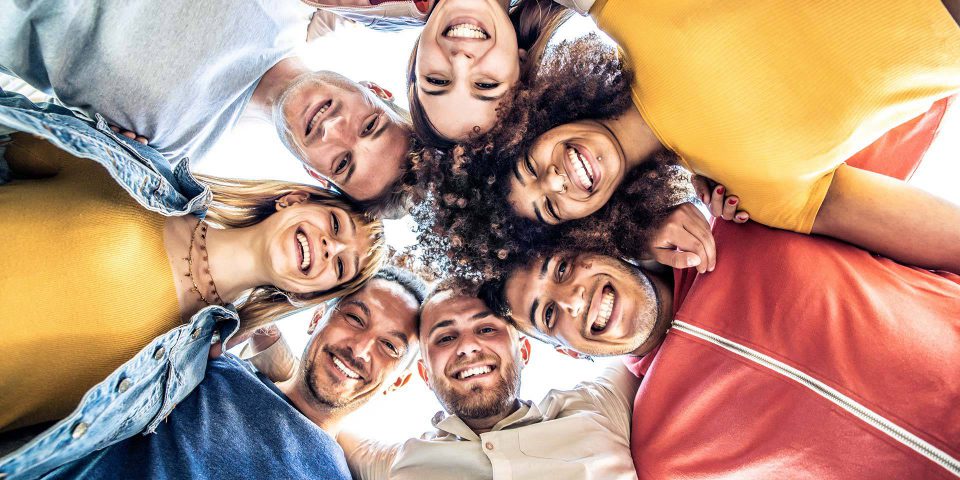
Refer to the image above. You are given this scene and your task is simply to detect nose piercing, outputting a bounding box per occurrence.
[558,173,568,194]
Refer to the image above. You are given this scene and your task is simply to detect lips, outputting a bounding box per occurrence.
[563,144,601,194]
[329,351,365,381]
[450,362,497,381]
[592,285,615,332]
[586,283,619,337]
[305,99,332,138]
[295,225,313,275]
[443,17,489,40]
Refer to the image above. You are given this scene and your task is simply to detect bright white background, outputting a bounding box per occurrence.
[192,14,959,444]
[6,12,955,446]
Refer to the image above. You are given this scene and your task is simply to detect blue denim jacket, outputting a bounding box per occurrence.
[0,89,239,480]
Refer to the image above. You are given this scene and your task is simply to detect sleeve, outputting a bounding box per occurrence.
[552,0,596,16]
[574,362,641,442]
[239,334,298,383]
[340,431,402,480]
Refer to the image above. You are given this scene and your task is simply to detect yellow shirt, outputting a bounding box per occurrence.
[592,0,960,232]
[0,134,180,432]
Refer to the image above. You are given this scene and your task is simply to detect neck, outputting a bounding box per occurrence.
[602,104,663,170]
[462,399,522,434]
[276,377,347,434]
[630,268,675,357]
[249,57,310,120]
[204,224,271,304]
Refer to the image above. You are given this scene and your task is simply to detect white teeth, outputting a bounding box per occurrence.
[307,102,331,135]
[457,366,493,380]
[445,24,488,39]
[566,147,595,190]
[297,232,311,271]
[594,291,615,330]
[333,356,360,379]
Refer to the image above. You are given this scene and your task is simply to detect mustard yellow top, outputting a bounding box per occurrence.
[592,0,960,232]
[0,134,180,432]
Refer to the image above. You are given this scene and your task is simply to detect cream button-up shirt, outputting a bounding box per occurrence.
[348,364,640,480]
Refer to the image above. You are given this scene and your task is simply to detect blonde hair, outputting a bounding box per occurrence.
[195,175,388,335]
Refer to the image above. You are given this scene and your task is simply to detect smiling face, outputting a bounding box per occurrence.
[508,120,629,225]
[419,292,525,420]
[262,198,376,295]
[275,71,411,201]
[300,278,420,409]
[503,252,665,357]
[415,0,521,141]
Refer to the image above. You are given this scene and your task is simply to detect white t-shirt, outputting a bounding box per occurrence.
[0,0,312,162]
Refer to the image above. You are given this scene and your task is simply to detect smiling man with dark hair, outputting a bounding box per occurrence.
[484,218,960,479]
[338,279,642,480]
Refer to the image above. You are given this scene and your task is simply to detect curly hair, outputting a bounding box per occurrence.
[411,34,690,280]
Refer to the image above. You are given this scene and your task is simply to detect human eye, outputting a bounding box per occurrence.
[346,313,364,327]
[478,326,497,334]
[330,212,341,235]
[382,340,400,357]
[336,256,344,281]
[543,303,556,330]
[555,259,569,282]
[524,154,537,178]
[436,334,455,345]
[361,115,379,136]
[474,81,500,90]
[334,153,350,175]
[425,76,450,86]
[545,198,560,221]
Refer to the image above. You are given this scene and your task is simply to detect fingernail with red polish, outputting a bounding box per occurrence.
[717,186,724,195]
[728,198,737,205]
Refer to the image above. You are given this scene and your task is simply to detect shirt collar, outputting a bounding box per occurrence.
[431,400,543,440]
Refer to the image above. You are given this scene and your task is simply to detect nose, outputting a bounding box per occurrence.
[545,166,567,194]
[320,236,347,261]
[455,334,482,358]
[557,285,586,318]
[353,336,375,364]
[320,115,350,144]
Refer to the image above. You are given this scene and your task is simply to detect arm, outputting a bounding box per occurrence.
[337,430,400,480]
[576,362,642,442]
[812,163,960,273]
[237,325,298,382]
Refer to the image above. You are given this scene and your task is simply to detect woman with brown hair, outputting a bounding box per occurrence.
[406,0,571,148]
[0,124,386,433]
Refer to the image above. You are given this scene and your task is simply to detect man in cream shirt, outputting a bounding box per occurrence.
[338,277,640,480]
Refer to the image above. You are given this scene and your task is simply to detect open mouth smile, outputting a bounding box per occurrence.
[564,144,600,194]
[591,284,617,333]
[295,226,314,274]
[305,99,332,137]
[444,18,489,40]
[452,363,496,381]
[330,352,363,380]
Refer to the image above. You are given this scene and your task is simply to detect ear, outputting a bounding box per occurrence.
[518,48,528,63]
[359,81,395,102]
[383,371,413,395]
[519,336,532,366]
[275,190,312,211]
[417,359,430,385]
[302,165,332,189]
[307,304,326,335]
[554,345,588,360]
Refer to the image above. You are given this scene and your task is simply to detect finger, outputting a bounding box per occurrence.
[135,136,149,145]
[709,185,725,218]
[653,248,702,271]
[721,196,739,221]
[682,222,716,272]
[735,211,750,223]
[122,131,137,140]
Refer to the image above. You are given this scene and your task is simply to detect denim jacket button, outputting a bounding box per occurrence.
[71,422,89,439]
[153,347,166,361]
[191,327,202,340]
[210,331,221,345]
[117,377,134,393]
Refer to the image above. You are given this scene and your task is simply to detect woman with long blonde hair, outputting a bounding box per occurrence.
[0,131,386,434]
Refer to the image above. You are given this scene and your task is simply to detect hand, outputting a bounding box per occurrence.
[109,125,149,145]
[248,323,282,354]
[648,202,716,273]
[692,175,750,223]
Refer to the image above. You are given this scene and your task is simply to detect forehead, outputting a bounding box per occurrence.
[421,292,503,335]
[346,279,419,334]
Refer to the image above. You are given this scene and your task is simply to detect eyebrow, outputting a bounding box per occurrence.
[343,160,356,186]
[471,92,504,102]
[371,116,390,140]
[428,311,492,336]
[421,88,447,97]
[512,159,525,184]
[389,330,410,349]
[344,299,371,318]
[528,257,552,330]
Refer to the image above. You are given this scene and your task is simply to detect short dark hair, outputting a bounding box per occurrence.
[371,265,429,306]
[423,276,484,308]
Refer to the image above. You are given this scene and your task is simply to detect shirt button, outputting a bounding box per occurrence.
[191,327,202,340]
[485,442,494,451]
[153,347,166,361]
[117,377,134,393]
[71,422,89,439]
